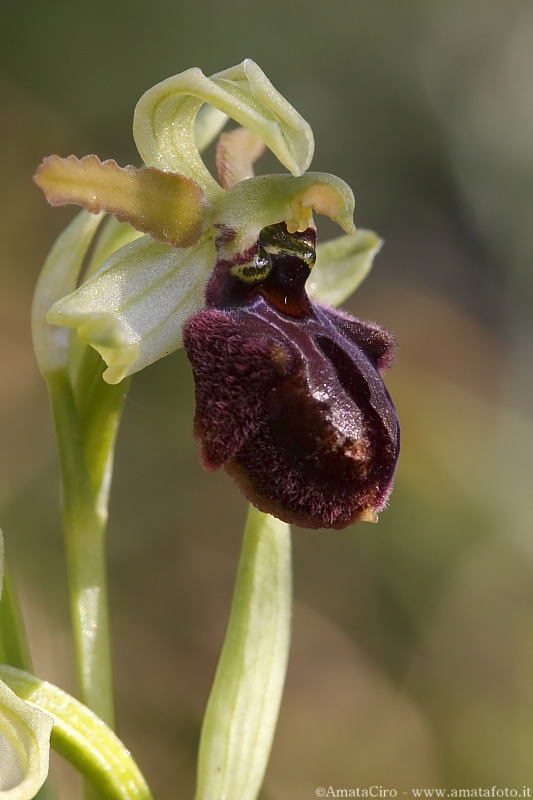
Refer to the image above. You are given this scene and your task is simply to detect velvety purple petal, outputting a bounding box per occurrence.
[183,222,400,529]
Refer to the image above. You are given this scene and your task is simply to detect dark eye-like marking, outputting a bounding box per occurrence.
[259,223,317,270]
[230,251,271,283]
[183,221,400,529]
[230,223,316,285]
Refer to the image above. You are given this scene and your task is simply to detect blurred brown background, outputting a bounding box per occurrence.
[1,1,533,797]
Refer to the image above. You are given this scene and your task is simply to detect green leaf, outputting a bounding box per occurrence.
[194,507,292,800]
[0,675,52,798]
[0,667,153,800]
[0,529,32,673]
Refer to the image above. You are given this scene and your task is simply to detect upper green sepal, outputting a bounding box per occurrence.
[133,59,314,196]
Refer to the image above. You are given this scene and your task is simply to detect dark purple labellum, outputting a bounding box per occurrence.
[182,222,400,529]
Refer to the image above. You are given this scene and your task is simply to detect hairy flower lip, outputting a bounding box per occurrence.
[184,222,399,529]
[184,296,399,529]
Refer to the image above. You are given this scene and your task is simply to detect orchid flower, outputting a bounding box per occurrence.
[35,59,399,529]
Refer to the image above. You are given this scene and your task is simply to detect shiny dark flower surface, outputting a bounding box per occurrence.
[183,222,400,529]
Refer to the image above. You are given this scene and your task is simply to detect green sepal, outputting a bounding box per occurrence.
[46,233,215,384]
[133,59,314,197]
[310,229,383,307]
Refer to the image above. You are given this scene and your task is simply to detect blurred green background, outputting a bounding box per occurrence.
[1,1,533,797]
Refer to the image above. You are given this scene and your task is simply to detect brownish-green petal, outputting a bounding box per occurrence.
[34,155,209,247]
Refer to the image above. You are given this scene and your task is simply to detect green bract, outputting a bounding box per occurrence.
[0,532,53,799]
[35,59,381,384]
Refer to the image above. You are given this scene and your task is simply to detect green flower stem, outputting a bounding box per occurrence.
[47,365,119,730]
[0,665,154,800]
[32,212,132,735]
[194,506,292,800]
[74,346,129,512]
